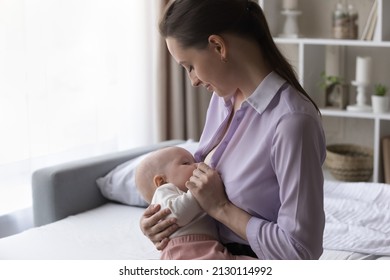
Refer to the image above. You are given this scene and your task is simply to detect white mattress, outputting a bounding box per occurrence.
[0,203,160,260]
[1,180,390,260]
[323,180,390,256]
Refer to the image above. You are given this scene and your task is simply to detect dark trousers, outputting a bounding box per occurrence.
[225,243,257,258]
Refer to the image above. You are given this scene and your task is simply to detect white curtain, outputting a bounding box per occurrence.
[0,0,157,214]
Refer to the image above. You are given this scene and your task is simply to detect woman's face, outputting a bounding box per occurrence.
[166,37,236,98]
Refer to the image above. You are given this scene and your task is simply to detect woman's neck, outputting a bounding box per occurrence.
[233,90,246,111]
[225,34,271,98]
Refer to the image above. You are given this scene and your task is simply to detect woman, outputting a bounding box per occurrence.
[140,0,326,260]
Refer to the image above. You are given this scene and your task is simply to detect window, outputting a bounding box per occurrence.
[0,0,156,215]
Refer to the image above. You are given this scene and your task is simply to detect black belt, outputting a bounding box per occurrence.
[225,243,257,258]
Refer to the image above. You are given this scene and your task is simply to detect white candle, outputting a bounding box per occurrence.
[283,0,298,10]
[355,56,372,84]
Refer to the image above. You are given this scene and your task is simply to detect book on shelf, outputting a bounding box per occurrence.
[365,8,378,41]
[360,0,378,41]
[382,136,390,184]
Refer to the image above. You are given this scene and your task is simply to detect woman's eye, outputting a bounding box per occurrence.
[187,66,194,73]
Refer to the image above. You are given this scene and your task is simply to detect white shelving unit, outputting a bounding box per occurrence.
[259,0,390,182]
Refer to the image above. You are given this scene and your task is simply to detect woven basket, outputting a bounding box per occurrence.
[325,144,373,182]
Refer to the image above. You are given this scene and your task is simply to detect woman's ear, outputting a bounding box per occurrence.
[153,175,166,187]
[208,34,227,62]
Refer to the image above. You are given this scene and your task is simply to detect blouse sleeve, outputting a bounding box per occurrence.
[246,113,326,259]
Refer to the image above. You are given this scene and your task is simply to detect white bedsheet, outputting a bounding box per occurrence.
[0,203,160,260]
[1,181,390,260]
[323,180,390,256]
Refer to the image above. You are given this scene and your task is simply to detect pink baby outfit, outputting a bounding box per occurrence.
[161,234,255,260]
[151,183,256,260]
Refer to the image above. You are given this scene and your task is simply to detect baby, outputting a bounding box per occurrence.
[135,146,254,260]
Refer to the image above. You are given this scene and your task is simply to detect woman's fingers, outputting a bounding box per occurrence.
[187,163,228,215]
[150,216,177,240]
[140,204,161,234]
[141,205,165,229]
[140,204,178,250]
[189,162,215,188]
[154,227,175,250]
[196,162,212,174]
[142,204,161,218]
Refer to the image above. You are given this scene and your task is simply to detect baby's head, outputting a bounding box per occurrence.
[135,146,197,203]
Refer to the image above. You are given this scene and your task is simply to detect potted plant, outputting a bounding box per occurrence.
[371,83,388,113]
[319,72,348,109]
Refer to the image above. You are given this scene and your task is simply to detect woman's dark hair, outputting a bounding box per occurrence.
[159,0,320,114]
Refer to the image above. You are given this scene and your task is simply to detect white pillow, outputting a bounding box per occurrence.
[96,140,199,207]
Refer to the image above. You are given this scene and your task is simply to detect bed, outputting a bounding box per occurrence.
[0,140,389,260]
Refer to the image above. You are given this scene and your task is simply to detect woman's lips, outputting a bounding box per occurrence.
[205,84,213,92]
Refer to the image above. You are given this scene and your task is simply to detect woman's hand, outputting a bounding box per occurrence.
[186,162,252,241]
[185,162,229,216]
[139,204,178,250]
